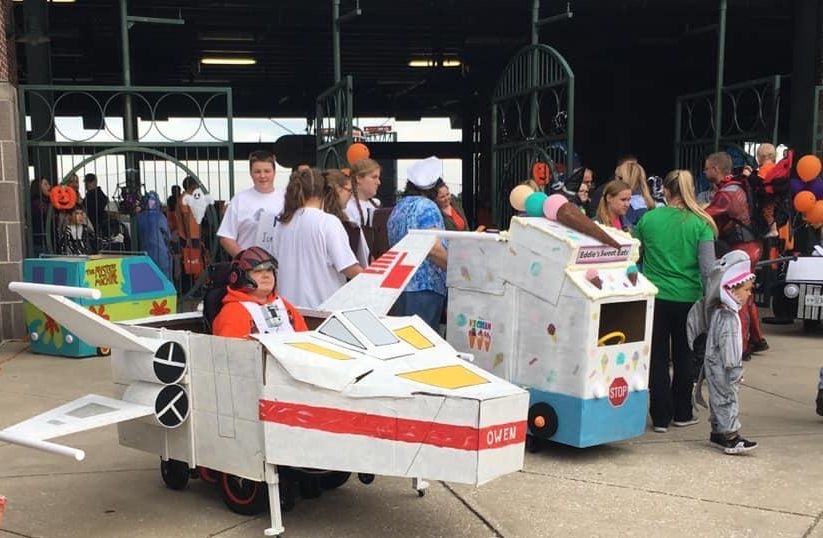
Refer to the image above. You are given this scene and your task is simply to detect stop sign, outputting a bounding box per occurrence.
[608,377,629,407]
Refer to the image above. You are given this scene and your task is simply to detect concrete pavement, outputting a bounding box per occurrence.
[1,321,821,538]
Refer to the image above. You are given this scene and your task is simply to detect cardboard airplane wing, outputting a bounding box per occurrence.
[9,282,159,354]
[0,394,154,461]
[319,233,437,315]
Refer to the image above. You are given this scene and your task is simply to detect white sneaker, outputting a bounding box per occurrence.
[653,426,668,433]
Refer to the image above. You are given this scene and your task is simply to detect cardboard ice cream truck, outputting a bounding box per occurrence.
[441,196,658,449]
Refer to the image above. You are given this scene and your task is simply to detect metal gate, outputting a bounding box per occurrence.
[316,75,353,169]
[490,44,575,227]
[674,75,782,183]
[19,84,233,292]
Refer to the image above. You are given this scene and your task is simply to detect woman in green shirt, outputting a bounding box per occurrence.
[635,170,717,433]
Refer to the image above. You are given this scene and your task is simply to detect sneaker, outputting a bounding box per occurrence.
[710,434,757,454]
[742,351,753,362]
[653,426,668,433]
[672,417,699,427]
[750,339,770,353]
[816,388,823,417]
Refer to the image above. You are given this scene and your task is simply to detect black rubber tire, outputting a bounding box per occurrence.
[318,471,351,490]
[802,319,821,333]
[160,459,190,490]
[298,475,323,499]
[357,473,375,485]
[528,402,559,439]
[220,473,268,516]
[525,435,542,453]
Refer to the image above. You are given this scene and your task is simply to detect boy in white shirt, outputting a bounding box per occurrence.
[218,150,285,257]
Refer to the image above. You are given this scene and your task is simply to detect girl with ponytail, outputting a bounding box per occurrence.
[635,169,717,434]
[346,158,382,260]
[271,168,363,308]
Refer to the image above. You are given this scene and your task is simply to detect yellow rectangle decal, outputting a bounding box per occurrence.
[394,325,434,349]
[287,341,352,360]
[397,365,489,389]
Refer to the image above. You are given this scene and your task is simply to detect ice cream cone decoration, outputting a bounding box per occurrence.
[468,328,477,349]
[0,496,6,528]
[483,332,491,351]
[626,265,639,286]
[546,323,558,344]
[543,194,622,249]
[600,354,609,374]
[586,268,603,289]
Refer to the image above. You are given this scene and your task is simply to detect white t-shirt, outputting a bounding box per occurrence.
[217,187,285,252]
[345,197,380,227]
[271,207,359,309]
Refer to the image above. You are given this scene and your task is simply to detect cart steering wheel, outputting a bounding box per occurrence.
[597,331,627,346]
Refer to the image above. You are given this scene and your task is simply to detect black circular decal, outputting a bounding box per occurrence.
[153,341,187,384]
[155,384,190,428]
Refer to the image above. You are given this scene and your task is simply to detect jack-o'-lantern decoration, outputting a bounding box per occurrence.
[531,162,551,188]
[50,185,78,210]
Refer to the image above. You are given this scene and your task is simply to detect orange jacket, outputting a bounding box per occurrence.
[212,287,308,339]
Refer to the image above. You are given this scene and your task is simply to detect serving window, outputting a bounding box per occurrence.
[597,301,647,346]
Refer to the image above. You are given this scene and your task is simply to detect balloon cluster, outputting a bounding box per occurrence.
[791,154,823,226]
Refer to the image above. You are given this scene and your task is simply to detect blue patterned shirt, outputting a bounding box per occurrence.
[387,196,447,297]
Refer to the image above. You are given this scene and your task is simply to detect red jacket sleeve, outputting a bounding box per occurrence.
[283,299,308,332]
[212,303,254,339]
[705,190,732,220]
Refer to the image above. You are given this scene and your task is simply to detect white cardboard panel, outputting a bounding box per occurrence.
[193,412,264,481]
[446,237,508,294]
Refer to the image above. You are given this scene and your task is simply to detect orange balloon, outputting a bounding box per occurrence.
[793,191,817,213]
[796,154,822,182]
[346,143,370,165]
[806,200,823,225]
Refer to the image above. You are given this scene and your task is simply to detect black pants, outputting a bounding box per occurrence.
[649,298,695,428]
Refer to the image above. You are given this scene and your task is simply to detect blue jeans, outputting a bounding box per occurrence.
[395,291,445,330]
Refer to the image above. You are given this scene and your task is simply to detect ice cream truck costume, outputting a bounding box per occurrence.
[442,208,658,449]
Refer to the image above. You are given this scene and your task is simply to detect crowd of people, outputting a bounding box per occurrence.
[27,141,821,454]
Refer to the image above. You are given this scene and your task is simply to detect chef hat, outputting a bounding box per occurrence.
[407,156,443,190]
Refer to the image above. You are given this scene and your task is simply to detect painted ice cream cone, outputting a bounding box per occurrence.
[627,264,639,286]
[544,194,622,249]
[468,329,477,349]
[586,268,603,289]
[483,333,491,351]
[0,496,6,528]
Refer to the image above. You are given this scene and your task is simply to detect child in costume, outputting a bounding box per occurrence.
[687,249,758,454]
[212,246,307,339]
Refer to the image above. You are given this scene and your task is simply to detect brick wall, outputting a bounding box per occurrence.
[0,0,25,340]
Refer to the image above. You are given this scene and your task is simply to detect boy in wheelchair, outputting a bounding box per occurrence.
[209,246,307,338]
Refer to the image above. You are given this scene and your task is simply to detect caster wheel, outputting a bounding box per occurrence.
[319,471,350,490]
[357,473,375,485]
[417,489,426,497]
[160,459,190,490]
[220,473,268,515]
[803,319,820,333]
[299,476,322,499]
[525,435,542,453]
[97,347,111,356]
[280,480,297,513]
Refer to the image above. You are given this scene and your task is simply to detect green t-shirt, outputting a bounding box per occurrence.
[634,207,715,303]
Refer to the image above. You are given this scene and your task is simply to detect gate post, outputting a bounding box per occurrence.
[0,0,25,339]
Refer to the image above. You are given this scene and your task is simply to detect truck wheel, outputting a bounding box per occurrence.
[220,473,268,515]
[525,435,542,453]
[528,402,559,439]
[160,459,190,490]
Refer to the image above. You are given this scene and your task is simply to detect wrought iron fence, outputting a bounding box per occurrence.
[674,75,781,184]
[491,44,575,226]
[19,84,234,296]
[316,76,353,169]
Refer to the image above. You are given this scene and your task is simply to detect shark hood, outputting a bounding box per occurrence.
[705,249,754,312]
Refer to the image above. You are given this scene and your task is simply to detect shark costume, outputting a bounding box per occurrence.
[687,250,758,454]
